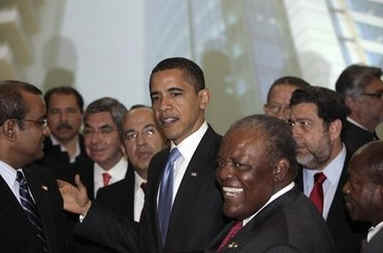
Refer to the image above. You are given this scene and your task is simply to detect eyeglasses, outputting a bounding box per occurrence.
[23,118,48,128]
[361,92,383,99]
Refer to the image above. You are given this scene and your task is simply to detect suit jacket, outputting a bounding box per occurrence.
[96,164,135,219]
[207,187,336,253]
[75,125,229,253]
[36,134,93,184]
[362,229,383,253]
[0,164,70,253]
[342,120,376,156]
[296,150,366,253]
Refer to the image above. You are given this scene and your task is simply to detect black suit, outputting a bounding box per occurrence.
[362,229,383,253]
[36,135,93,184]
[207,187,336,253]
[75,125,229,253]
[342,120,376,156]
[0,164,70,253]
[296,150,366,253]
[96,164,135,219]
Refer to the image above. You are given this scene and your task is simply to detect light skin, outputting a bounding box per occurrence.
[290,103,342,170]
[345,78,383,132]
[264,84,298,121]
[216,127,289,220]
[150,68,209,144]
[122,108,167,179]
[47,93,82,157]
[343,142,383,225]
[0,91,49,169]
[83,111,123,171]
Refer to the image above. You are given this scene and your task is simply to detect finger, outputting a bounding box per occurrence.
[74,174,84,188]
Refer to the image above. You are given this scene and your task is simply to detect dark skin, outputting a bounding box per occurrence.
[343,141,383,225]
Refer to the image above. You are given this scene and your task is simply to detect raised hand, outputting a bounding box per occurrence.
[57,174,91,215]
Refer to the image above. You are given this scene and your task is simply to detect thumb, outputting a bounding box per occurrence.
[74,174,84,189]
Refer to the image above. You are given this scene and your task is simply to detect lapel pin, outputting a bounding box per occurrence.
[41,185,48,191]
[191,172,197,177]
[228,242,239,248]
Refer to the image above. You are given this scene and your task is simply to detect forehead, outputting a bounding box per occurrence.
[22,91,46,116]
[85,111,115,127]
[364,78,383,92]
[269,84,297,103]
[221,127,266,157]
[150,68,194,92]
[124,108,155,130]
[49,93,79,108]
[290,103,319,119]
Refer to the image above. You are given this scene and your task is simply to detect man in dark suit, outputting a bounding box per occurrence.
[58,57,229,253]
[96,105,167,220]
[207,114,335,253]
[80,97,128,200]
[335,64,383,155]
[0,80,70,253]
[37,86,92,184]
[264,76,310,121]
[289,86,366,253]
[343,140,383,253]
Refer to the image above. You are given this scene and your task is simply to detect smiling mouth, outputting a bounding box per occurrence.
[222,187,243,198]
[160,116,179,127]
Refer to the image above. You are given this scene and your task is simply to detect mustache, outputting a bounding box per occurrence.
[57,123,73,130]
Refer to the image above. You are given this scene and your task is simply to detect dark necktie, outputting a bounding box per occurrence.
[217,221,242,252]
[16,171,48,253]
[309,172,326,215]
[158,148,181,245]
[102,172,112,186]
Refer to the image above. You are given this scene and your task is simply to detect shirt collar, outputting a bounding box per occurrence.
[94,157,128,178]
[170,121,208,161]
[50,134,81,162]
[367,220,383,242]
[243,182,295,226]
[0,160,17,190]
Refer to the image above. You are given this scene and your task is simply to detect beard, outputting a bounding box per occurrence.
[296,136,332,170]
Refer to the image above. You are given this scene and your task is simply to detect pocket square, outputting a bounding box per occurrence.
[41,185,48,191]
[191,172,197,177]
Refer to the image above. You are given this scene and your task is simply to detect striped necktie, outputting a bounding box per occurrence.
[17,170,48,253]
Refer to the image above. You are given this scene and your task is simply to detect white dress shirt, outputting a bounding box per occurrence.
[0,160,34,204]
[93,157,128,196]
[303,145,346,220]
[157,121,208,206]
[367,221,383,242]
[243,182,295,226]
[50,134,81,163]
[134,171,147,222]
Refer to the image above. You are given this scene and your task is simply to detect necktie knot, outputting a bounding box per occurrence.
[16,170,26,185]
[102,172,112,186]
[168,148,181,164]
[314,172,326,185]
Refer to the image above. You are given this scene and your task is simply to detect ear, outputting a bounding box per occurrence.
[344,96,359,113]
[1,119,18,142]
[273,158,289,182]
[329,119,342,141]
[198,88,210,110]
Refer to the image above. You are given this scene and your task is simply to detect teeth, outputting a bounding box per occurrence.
[222,187,243,193]
[162,117,177,124]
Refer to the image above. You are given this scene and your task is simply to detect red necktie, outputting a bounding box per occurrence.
[309,172,326,214]
[217,221,242,252]
[102,172,112,186]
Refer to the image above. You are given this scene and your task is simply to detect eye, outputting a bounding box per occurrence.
[83,128,93,135]
[124,132,137,141]
[49,108,60,114]
[150,94,159,102]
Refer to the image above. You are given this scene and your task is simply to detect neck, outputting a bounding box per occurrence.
[99,154,122,171]
[135,167,147,179]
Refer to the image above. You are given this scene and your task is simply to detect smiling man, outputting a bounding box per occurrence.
[343,141,383,253]
[80,97,128,199]
[208,114,335,253]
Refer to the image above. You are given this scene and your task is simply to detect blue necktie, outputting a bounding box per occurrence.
[158,148,181,245]
[17,171,48,253]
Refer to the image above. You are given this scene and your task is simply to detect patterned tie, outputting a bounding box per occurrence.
[102,172,112,186]
[217,221,243,252]
[16,171,48,253]
[309,172,326,214]
[158,148,181,245]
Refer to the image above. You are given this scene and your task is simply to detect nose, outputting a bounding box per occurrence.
[158,96,172,112]
[216,161,233,183]
[59,111,68,122]
[136,132,146,146]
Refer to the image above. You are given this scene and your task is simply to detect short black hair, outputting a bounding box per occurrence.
[335,64,383,98]
[229,114,298,179]
[149,57,205,92]
[44,86,84,113]
[267,76,311,103]
[290,86,350,127]
[129,104,151,110]
[0,80,42,129]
